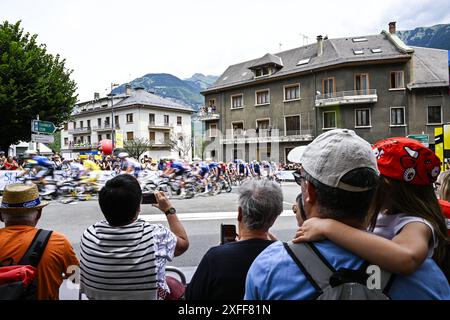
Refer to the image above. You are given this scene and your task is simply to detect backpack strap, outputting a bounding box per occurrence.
[283,241,335,295]
[19,229,53,267]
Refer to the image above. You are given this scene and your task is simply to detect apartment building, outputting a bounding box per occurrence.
[61,87,194,160]
[201,22,449,162]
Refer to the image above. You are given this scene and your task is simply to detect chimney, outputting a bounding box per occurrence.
[94,92,100,100]
[389,21,396,34]
[317,35,323,57]
[125,84,132,95]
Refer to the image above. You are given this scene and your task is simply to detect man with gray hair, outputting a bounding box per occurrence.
[186,179,283,300]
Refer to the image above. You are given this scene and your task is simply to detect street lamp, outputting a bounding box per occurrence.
[108,83,119,151]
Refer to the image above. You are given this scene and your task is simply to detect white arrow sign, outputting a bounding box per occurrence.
[31,134,54,144]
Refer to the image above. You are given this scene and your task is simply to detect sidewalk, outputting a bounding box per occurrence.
[59,266,198,300]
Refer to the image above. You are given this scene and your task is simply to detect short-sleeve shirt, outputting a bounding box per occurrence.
[373,212,437,258]
[0,226,79,300]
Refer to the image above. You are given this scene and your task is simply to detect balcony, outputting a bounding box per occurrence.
[220,129,314,144]
[198,111,220,121]
[93,123,120,132]
[70,143,95,150]
[68,127,92,135]
[315,89,377,107]
[148,123,172,131]
[149,140,171,148]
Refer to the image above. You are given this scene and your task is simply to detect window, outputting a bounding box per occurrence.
[352,37,368,42]
[126,113,133,123]
[106,133,111,140]
[371,48,382,53]
[355,73,369,92]
[297,58,310,66]
[97,118,101,126]
[149,131,155,142]
[114,116,119,126]
[284,84,300,101]
[390,107,405,126]
[209,123,217,137]
[105,117,110,125]
[232,122,244,136]
[285,115,300,135]
[255,90,270,105]
[126,131,134,140]
[323,111,337,129]
[164,132,170,143]
[64,123,68,130]
[164,115,169,125]
[255,67,271,77]
[353,49,364,55]
[87,120,91,128]
[87,136,91,144]
[428,106,442,124]
[177,116,182,125]
[98,134,102,141]
[322,78,335,95]
[73,121,76,129]
[390,71,405,89]
[80,121,84,128]
[256,119,270,136]
[149,113,155,125]
[231,94,243,109]
[64,138,68,145]
[209,99,216,107]
[355,109,371,127]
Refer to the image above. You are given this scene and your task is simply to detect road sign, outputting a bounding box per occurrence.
[31,134,54,144]
[407,134,429,147]
[31,120,56,134]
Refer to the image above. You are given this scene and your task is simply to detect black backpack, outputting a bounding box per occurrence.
[0,229,53,300]
[284,241,395,300]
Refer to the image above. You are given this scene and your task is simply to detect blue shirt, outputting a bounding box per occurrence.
[32,156,54,168]
[244,240,450,300]
[199,163,210,174]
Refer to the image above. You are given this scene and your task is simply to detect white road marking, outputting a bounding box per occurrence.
[139,210,295,222]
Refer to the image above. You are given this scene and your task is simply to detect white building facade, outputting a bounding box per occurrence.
[61,87,194,160]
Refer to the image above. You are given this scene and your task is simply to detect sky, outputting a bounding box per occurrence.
[1,0,449,102]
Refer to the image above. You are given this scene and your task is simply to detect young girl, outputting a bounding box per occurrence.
[294,137,450,283]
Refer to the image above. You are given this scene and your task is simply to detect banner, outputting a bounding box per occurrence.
[115,130,124,148]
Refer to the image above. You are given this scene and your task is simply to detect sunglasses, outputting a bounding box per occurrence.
[292,170,306,186]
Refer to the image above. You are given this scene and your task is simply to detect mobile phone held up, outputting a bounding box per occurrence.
[220,223,237,245]
[142,192,157,204]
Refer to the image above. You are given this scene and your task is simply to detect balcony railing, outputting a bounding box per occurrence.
[220,129,314,144]
[148,123,172,130]
[315,89,377,107]
[68,127,92,135]
[198,111,220,121]
[93,123,120,131]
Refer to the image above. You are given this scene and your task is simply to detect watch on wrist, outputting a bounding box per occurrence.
[165,207,176,215]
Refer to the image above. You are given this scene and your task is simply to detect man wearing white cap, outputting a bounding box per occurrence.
[0,184,79,299]
[244,129,450,300]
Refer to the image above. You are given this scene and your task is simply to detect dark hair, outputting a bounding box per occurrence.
[304,168,379,222]
[98,174,142,226]
[369,175,450,282]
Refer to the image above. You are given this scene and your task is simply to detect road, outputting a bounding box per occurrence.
[1,182,301,298]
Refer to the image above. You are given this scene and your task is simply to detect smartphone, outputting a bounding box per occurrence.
[142,192,157,204]
[220,224,237,245]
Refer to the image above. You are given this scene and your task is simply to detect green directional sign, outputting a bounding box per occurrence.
[31,120,56,134]
[407,134,429,147]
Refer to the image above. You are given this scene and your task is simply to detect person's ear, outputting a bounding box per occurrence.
[305,180,317,205]
[36,209,42,221]
[237,207,243,222]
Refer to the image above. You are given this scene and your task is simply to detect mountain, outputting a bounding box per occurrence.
[397,24,450,50]
[184,73,219,91]
[111,73,218,111]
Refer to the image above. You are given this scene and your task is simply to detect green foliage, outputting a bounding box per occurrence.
[0,20,77,152]
[48,130,61,153]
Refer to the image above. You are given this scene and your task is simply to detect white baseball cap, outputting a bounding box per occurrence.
[293,129,379,192]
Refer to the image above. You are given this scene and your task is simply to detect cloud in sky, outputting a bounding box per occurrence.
[1,0,449,101]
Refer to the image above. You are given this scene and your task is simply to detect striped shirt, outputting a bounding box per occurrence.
[80,219,176,300]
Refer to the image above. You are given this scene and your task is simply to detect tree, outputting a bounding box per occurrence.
[0,21,77,153]
[124,138,153,159]
[48,130,61,153]
[168,134,192,160]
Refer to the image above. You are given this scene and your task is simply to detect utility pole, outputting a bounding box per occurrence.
[36,114,40,155]
[109,83,119,151]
